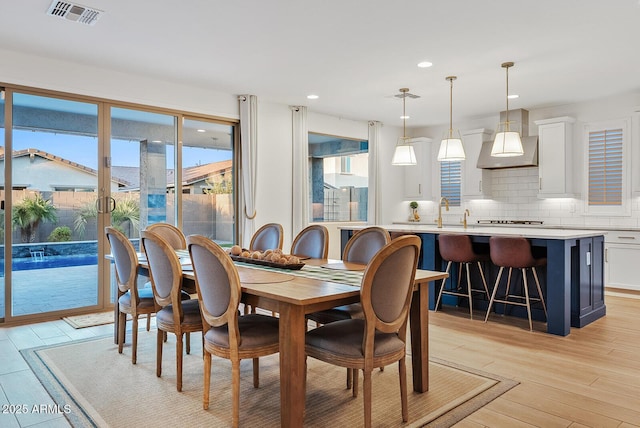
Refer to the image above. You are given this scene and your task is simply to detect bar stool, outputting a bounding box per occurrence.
[484,236,548,331]
[435,234,491,319]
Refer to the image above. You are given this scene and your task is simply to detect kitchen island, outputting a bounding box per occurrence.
[340,224,606,336]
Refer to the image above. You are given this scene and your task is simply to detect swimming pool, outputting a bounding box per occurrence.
[7,254,98,271]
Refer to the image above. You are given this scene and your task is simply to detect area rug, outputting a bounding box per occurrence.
[62,312,154,329]
[21,335,517,427]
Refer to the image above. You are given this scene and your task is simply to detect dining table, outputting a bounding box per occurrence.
[111,251,448,427]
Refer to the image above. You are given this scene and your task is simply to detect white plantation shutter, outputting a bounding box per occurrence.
[440,161,461,207]
[588,128,623,206]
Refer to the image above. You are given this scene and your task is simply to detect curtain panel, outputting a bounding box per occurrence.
[238,94,258,248]
[291,106,309,235]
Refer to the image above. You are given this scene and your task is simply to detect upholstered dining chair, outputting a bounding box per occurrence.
[305,235,421,428]
[146,222,186,250]
[307,226,391,325]
[306,226,391,388]
[249,223,283,251]
[187,235,280,427]
[290,224,329,259]
[106,226,157,365]
[141,230,203,392]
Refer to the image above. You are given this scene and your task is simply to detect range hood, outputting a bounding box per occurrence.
[476,109,538,169]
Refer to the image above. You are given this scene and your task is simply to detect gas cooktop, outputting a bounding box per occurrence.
[477,220,544,225]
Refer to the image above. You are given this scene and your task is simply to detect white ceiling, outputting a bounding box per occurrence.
[1,0,639,129]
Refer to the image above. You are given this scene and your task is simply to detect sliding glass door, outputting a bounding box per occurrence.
[8,92,101,317]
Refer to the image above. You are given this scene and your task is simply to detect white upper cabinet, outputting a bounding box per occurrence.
[461,128,493,198]
[402,138,432,200]
[535,116,576,198]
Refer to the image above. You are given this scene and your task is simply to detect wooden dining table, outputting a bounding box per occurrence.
[113,253,447,427]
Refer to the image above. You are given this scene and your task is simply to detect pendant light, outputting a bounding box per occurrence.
[391,88,417,166]
[437,76,465,161]
[491,61,524,157]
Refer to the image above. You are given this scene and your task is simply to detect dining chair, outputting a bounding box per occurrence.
[141,230,203,392]
[249,223,283,251]
[305,235,421,428]
[106,226,157,365]
[146,222,186,250]
[187,235,280,427]
[306,226,391,387]
[307,226,391,324]
[290,224,329,259]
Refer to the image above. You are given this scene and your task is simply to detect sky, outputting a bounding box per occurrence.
[10,130,231,169]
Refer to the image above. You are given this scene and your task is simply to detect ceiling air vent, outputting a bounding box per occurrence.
[46,1,103,26]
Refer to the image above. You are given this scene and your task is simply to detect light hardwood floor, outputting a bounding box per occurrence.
[1,293,639,427]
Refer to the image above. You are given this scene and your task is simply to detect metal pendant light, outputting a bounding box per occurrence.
[491,61,524,157]
[437,76,465,161]
[391,88,417,166]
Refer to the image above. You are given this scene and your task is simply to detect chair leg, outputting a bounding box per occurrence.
[253,358,260,388]
[176,333,184,391]
[476,261,490,299]
[484,267,504,323]
[156,329,163,378]
[363,369,372,428]
[434,261,453,311]
[146,313,151,331]
[117,311,126,354]
[522,268,533,331]
[532,267,548,318]
[352,369,359,398]
[399,357,408,422]
[232,359,241,428]
[346,368,352,389]
[131,315,139,364]
[465,262,473,319]
[203,350,212,410]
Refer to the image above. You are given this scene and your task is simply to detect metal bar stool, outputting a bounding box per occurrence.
[484,236,548,331]
[435,234,490,319]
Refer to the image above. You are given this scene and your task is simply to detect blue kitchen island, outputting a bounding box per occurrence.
[340,224,606,336]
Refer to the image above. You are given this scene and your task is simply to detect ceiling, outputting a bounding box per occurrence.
[1,0,639,129]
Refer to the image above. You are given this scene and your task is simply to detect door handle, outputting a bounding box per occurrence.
[108,197,116,213]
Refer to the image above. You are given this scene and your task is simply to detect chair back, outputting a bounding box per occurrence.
[489,236,539,268]
[146,222,186,250]
[290,225,329,259]
[343,226,391,265]
[250,223,284,251]
[360,235,421,335]
[105,226,138,296]
[187,235,240,335]
[141,230,183,311]
[438,234,476,263]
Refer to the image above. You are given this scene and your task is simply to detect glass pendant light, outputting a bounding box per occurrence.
[437,76,465,161]
[391,88,417,165]
[491,61,524,157]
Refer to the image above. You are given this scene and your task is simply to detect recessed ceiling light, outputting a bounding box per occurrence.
[417,61,433,68]
[400,115,410,120]
[307,94,319,100]
[197,129,206,133]
[507,94,519,99]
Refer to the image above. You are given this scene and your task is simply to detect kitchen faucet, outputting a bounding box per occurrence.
[462,209,470,229]
[436,197,449,228]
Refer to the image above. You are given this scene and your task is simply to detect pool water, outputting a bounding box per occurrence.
[8,254,98,271]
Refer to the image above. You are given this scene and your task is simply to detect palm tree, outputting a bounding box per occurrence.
[74,196,140,238]
[12,193,58,243]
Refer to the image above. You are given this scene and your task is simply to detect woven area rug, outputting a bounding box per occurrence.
[21,334,517,427]
[62,312,154,329]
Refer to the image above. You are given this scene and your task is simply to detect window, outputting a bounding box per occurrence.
[308,133,368,222]
[440,161,461,207]
[585,120,629,215]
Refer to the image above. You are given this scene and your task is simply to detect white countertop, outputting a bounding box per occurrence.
[341,224,607,240]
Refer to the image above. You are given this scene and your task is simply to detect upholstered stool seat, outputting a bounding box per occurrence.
[435,234,491,319]
[484,236,548,331]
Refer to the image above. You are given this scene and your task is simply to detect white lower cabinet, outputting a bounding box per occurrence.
[605,231,640,291]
